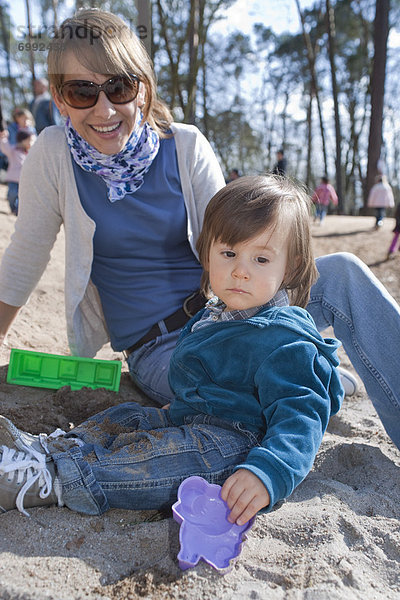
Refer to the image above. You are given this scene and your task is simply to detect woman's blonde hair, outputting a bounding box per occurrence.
[196,175,319,308]
[47,8,172,137]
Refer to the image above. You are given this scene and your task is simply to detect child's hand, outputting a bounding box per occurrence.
[0,130,9,140]
[221,469,270,526]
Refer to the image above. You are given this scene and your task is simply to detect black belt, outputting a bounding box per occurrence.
[124,290,207,357]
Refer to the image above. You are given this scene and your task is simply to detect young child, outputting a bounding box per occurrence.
[387,203,400,260]
[367,174,395,229]
[7,107,36,145]
[0,175,344,524]
[0,129,36,215]
[312,176,338,225]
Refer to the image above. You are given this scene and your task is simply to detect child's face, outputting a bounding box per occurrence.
[16,114,29,127]
[208,224,289,312]
[20,136,35,151]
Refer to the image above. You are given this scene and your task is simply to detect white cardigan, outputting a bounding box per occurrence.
[0,123,225,356]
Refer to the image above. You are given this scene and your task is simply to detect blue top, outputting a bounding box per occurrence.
[73,135,203,350]
[7,122,36,145]
[168,305,344,512]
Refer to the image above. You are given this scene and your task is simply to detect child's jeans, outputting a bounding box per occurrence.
[48,403,260,515]
[7,182,18,215]
[315,204,328,222]
[375,207,386,226]
[127,253,400,450]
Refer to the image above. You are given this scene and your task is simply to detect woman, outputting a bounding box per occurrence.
[0,9,398,449]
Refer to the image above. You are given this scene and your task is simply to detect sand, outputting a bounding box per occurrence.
[0,186,399,600]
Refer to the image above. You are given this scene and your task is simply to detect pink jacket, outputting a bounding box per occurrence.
[0,138,27,183]
[367,182,394,208]
[312,183,338,207]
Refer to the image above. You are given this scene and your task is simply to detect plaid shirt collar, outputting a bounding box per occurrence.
[204,289,289,323]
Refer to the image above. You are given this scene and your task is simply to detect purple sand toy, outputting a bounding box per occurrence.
[172,476,254,570]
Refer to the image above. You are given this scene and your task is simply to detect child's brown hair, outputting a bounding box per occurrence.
[196,175,318,308]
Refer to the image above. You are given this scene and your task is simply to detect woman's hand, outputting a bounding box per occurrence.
[220,468,270,526]
[0,130,9,140]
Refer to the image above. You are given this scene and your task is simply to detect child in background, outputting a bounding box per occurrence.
[0,175,344,524]
[0,129,36,215]
[387,203,400,260]
[312,176,338,225]
[367,174,395,229]
[7,108,36,145]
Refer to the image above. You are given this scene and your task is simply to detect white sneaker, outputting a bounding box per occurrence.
[0,415,67,458]
[0,446,63,516]
[337,366,358,396]
[0,415,48,456]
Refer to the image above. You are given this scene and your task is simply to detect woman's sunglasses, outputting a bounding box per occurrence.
[60,74,140,109]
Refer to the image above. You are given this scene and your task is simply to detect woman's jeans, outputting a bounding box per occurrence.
[128,252,400,449]
[49,405,260,515]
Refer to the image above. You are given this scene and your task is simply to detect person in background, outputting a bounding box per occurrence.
[312,176,338,225]
[0,174,344,520]
[367,174,394,229]
[0,129,36,215]
[0,9,398,452]
[30,78,61,133]
[7,108,36,145]
[226,168,240,183]
[272,149,287,176]
[386,203,400,260]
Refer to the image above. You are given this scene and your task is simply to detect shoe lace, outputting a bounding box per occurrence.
[0,445,54,516]
[38,428,67,454]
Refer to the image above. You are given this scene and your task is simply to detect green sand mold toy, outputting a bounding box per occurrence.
[6,348,122,392]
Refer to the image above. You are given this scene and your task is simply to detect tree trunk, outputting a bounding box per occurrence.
[281,90,289,150]
[295,0,328,177]
[200,23,209,137]
[185,0,200,124]
[155,0,185,111]
[24,0,36,92]
[0,4,16,107]
[306,90,312,187]
[326,0,343,212]
[51,0,58,28]
[365,0,390,203]
[135,0,153,59]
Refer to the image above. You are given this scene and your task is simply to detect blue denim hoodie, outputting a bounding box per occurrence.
[169,305,344,511]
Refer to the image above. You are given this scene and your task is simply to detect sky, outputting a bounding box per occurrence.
[8,0,317,38]
[214,0,316,35]
[7,0,400,48]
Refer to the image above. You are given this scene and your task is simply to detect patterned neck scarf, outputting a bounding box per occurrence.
[65,111,160,202]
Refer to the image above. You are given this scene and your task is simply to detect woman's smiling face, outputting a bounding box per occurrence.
[53,52,139,155]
